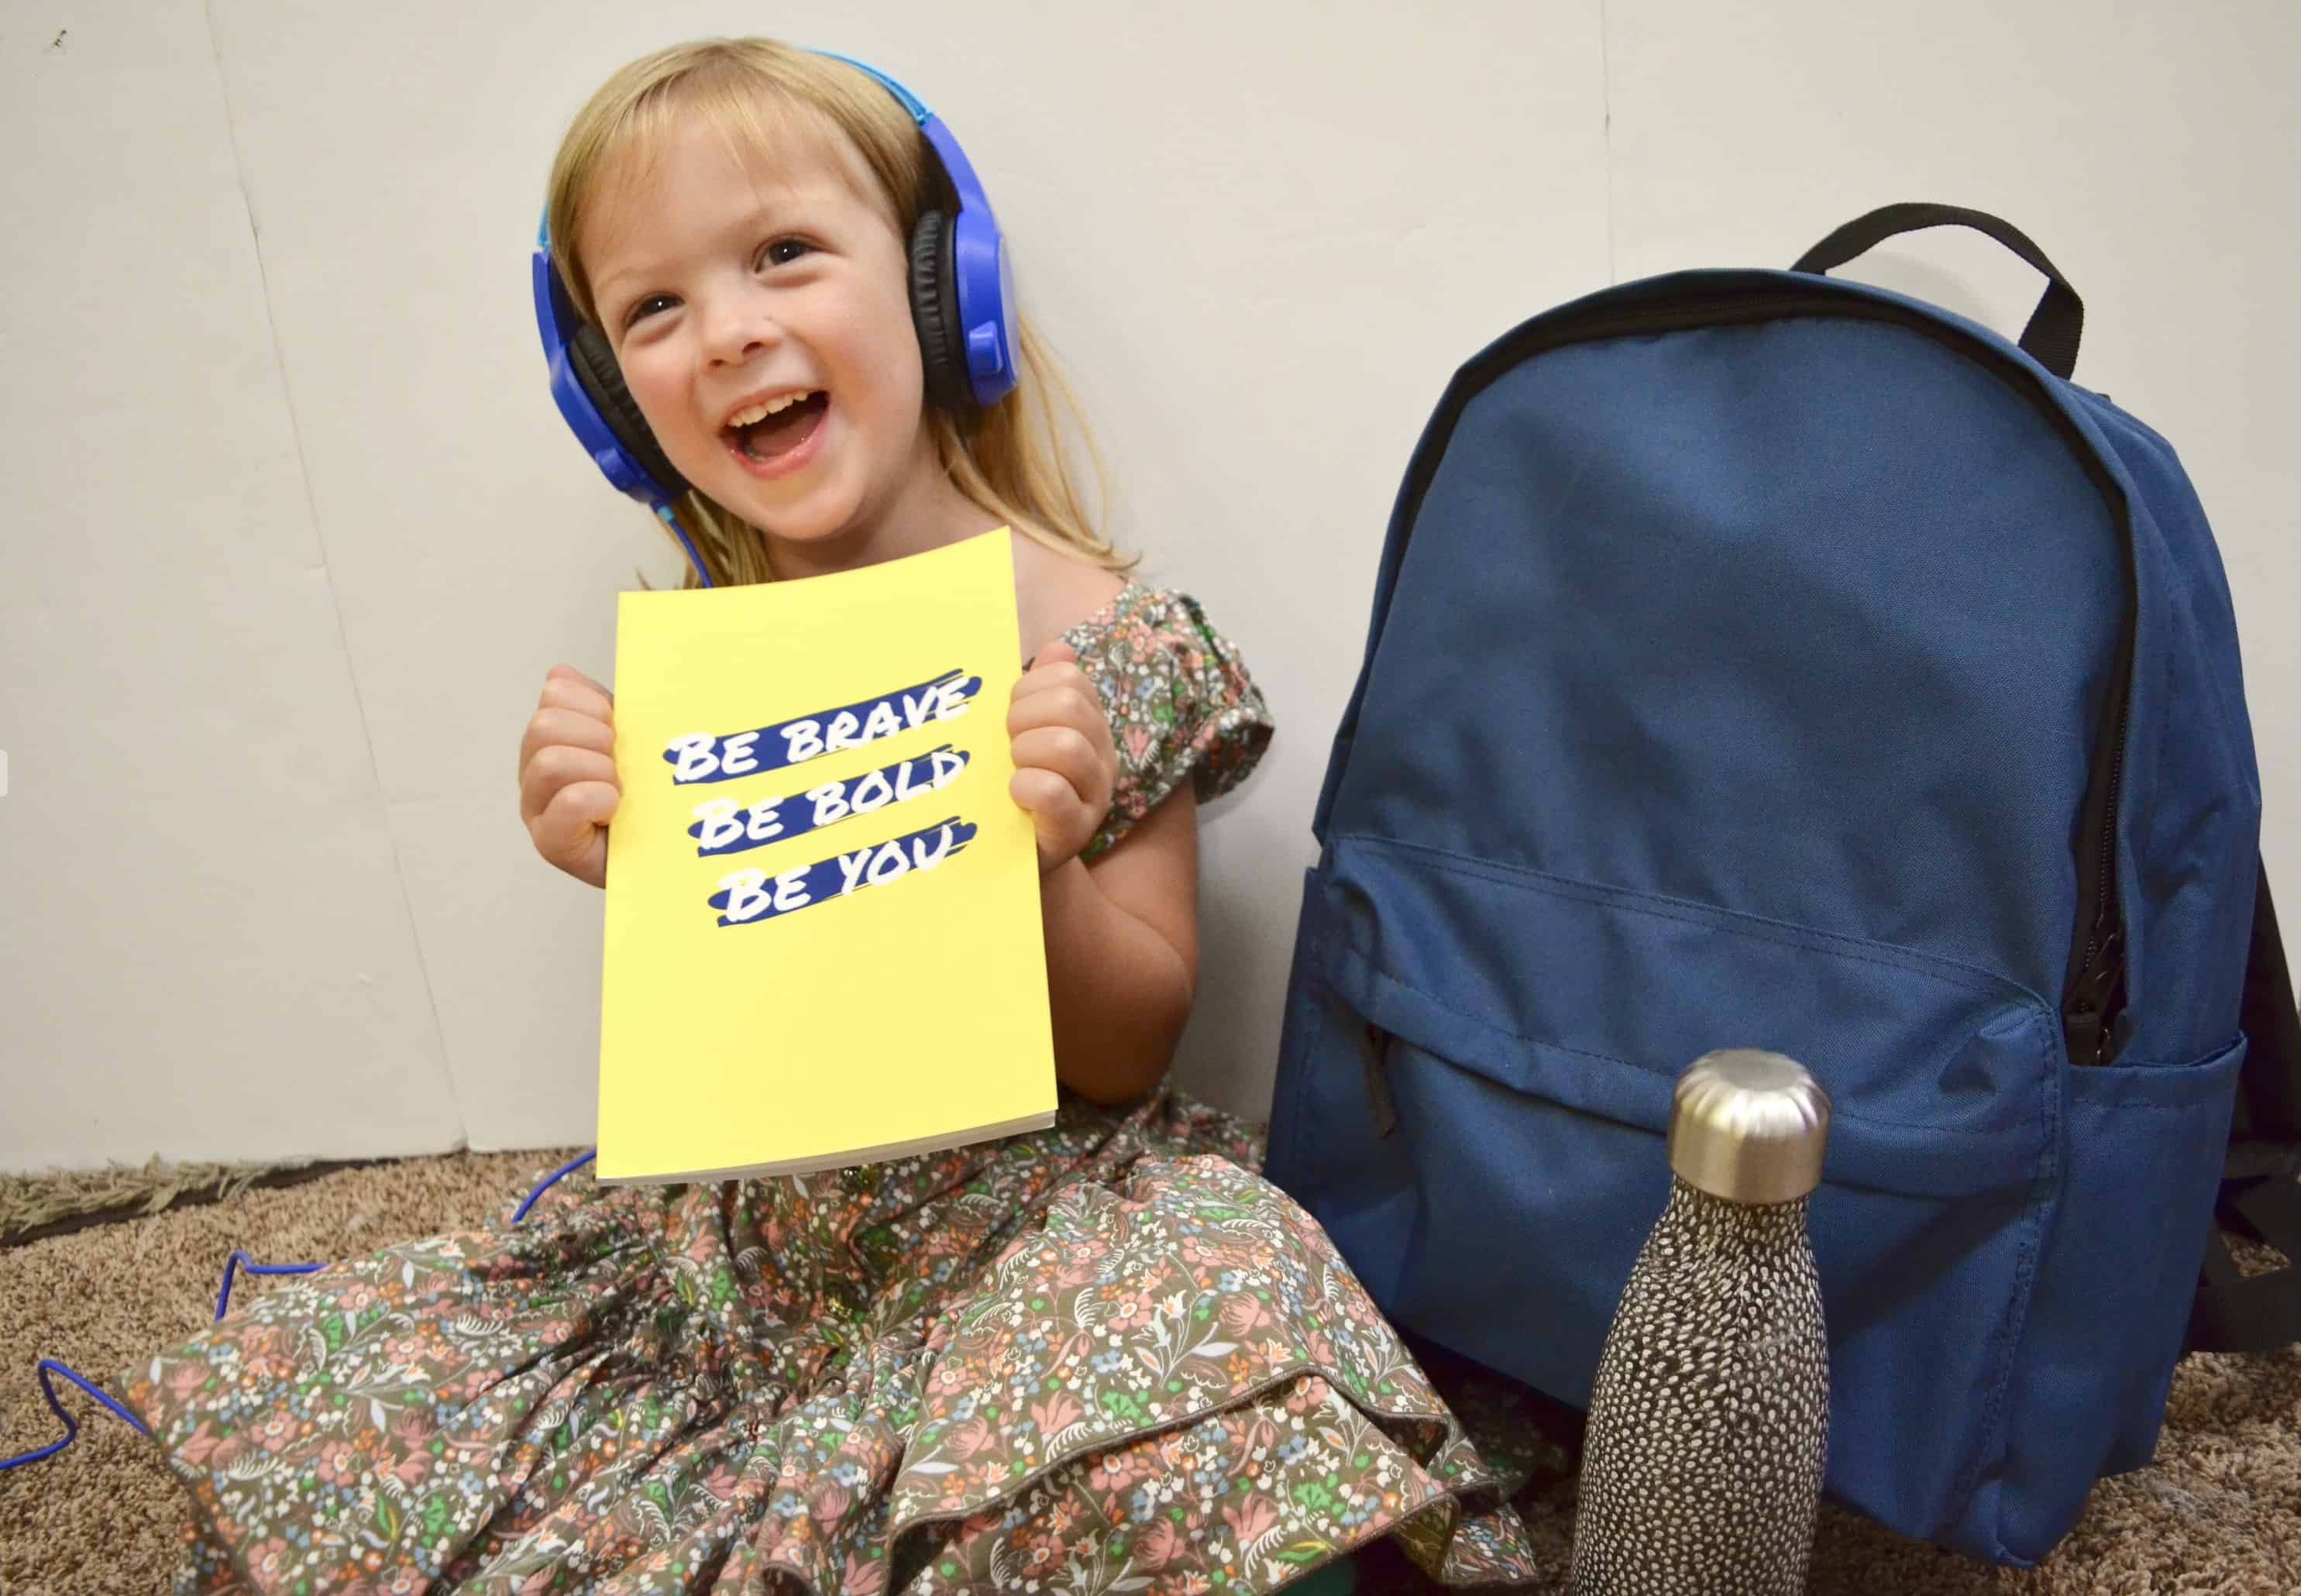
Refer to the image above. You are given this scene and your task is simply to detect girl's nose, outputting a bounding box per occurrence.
[700,293,783,368]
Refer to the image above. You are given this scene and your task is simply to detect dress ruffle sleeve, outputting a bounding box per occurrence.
[1061,586,1276,862]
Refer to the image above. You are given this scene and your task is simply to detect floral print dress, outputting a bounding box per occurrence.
[122,586,1546,1595]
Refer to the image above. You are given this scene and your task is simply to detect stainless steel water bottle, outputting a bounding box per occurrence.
[1570,1049,1833,1595]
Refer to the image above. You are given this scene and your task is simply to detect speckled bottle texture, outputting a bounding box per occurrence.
[1569,1176,1830,1594]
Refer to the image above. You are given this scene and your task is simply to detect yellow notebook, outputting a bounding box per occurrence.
[594,528,1056,1184]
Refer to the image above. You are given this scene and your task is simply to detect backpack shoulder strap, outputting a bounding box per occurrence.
[2186,856,2301,1354]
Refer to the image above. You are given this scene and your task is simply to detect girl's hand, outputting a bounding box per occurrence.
[1008,640,1119,873]
[518,665,619,889]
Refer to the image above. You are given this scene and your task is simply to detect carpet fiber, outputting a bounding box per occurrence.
[3,1151,2296,1593]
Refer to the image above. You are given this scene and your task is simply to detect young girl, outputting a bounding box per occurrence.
[122,37,1543,1594]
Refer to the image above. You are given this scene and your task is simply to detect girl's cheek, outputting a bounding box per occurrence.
[624,353,688,433]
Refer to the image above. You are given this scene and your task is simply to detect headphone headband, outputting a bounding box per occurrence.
[812,50,930,122]
[820,54,997,226]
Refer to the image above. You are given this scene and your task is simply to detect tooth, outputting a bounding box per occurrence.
[727,391,821,430]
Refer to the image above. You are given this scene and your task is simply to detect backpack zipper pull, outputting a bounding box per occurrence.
[2063,925,2126,1066]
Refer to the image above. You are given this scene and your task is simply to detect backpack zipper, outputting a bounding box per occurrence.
[2063,685,2132,1066]
[1386,277,2136,1067]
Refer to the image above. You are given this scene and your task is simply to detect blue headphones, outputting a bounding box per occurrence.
[529,50,1017,548]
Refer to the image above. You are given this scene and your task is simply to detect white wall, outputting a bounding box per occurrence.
[2,1,2293,1172]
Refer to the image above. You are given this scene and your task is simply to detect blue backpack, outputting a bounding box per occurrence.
[1263,205,2301,1567]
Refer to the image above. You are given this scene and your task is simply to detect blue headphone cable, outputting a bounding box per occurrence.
[1,1147,598,1472]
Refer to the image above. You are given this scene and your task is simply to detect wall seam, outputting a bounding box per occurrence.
[203,0,470,1150]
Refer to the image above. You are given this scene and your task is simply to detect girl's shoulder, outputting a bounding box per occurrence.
[1007,528,1253,681]
[1010,530,1125,659]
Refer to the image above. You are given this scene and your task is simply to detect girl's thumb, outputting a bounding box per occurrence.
[1036,639,1078,668]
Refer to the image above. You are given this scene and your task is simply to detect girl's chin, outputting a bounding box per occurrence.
[714,482,864,548]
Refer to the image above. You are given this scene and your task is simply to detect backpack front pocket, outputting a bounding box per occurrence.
[1267,835,2066,1555]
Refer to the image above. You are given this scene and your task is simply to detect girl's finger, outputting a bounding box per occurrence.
[543,663,614,708]
[518,707,614,775]
[1010,657,1093,703]
[1010,726,1110,801]
[1008,765,1075,817]
[538,672,615,724]
[520,745,620,824]
[536,680,612,731]
[531,780,617,875]
[1006,684,1113,751]
[1008,768,1095,861]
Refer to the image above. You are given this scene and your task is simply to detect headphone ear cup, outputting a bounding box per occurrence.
[908,209,971,411]
[567,325,690,498]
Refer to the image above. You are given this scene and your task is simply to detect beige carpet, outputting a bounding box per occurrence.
[2,1151,2296,1594]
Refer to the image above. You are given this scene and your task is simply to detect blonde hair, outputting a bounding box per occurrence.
[543,36,1132,587]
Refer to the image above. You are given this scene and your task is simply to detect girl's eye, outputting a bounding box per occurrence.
[624,294,677,330]
[759,237,812,268]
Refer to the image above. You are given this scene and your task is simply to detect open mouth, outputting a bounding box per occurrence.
[722,390,830,466]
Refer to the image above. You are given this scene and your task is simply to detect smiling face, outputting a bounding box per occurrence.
[577,113,941,550]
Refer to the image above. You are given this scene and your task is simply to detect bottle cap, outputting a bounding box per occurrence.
[1666,1050,1832,1205]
